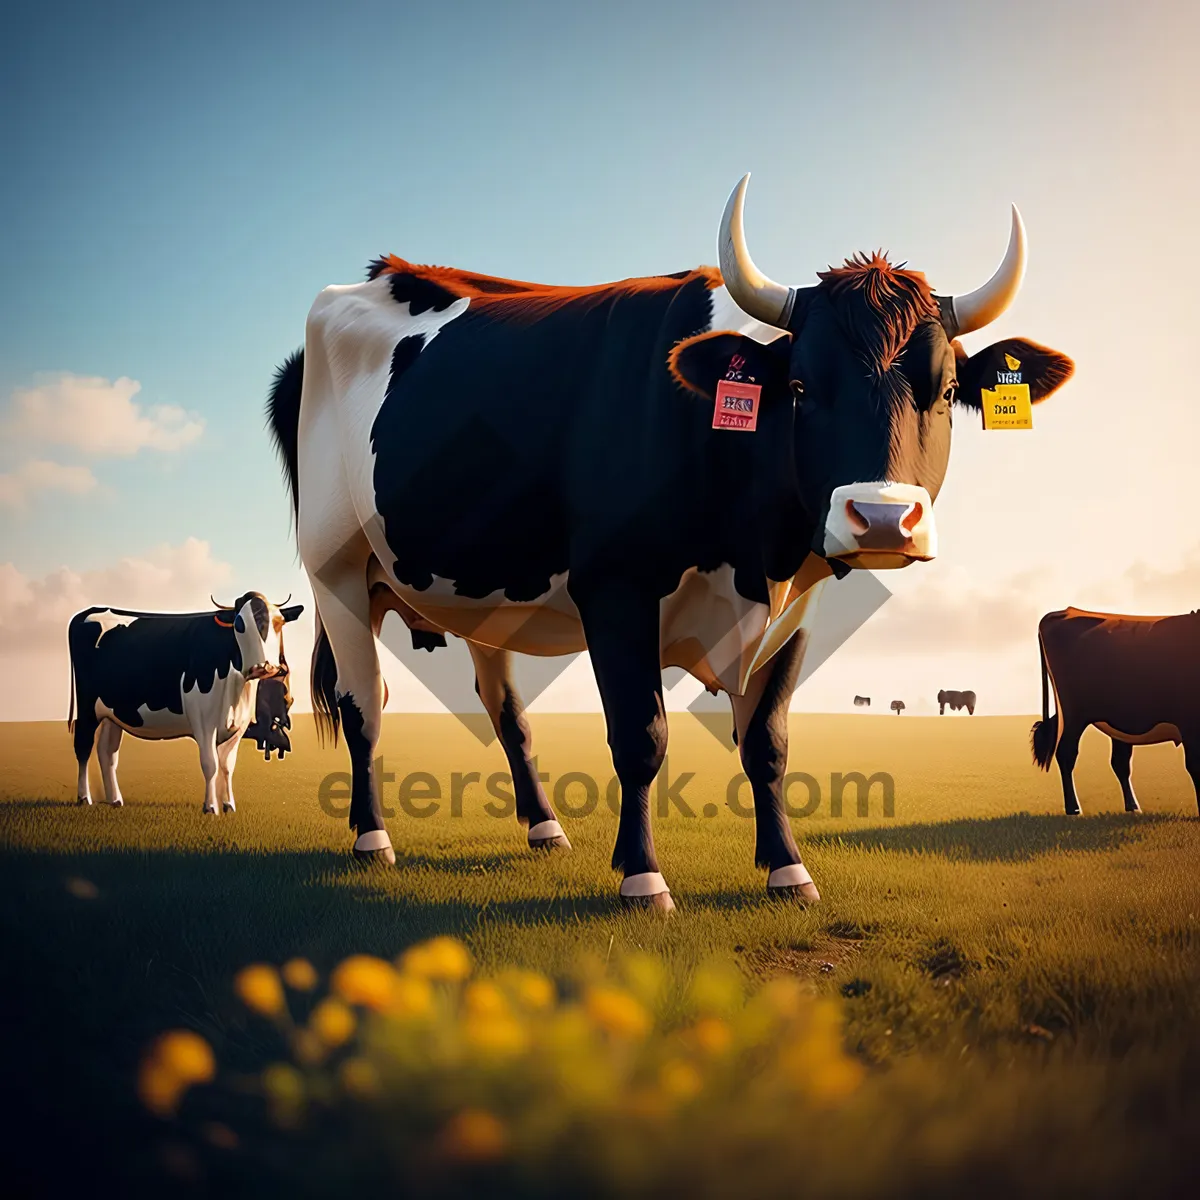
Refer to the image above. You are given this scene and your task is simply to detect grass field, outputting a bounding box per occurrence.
[3,712,1200,1197]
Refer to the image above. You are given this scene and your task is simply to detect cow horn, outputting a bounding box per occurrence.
[210,595,234,611]
[942,205,1027,337]
[276,593,292,608]
[718,174,796,328]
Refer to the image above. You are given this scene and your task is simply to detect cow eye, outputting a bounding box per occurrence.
[234,614,245,634]
[942,384,957,404]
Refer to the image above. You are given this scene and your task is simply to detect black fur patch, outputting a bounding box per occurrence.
[387,272,461,316]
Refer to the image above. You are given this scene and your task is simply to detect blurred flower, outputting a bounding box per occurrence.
[339,1057,382,1100]
[463,981,509,1019]
[400,936,472,983]
[620,952,666,1008]
[438,1108,508,1162]
[687,960,744,1016]
[310,998,356,1048]
[689,1016,733,1057]
[806,1055,865,1103]
[282,958,318,992]
[262,1063,305,1127]
[202,1122,239,1151]
[464,1012,530,1058]
[585,985,651,1040]
[137,1030,215,1117]
[390,973,434,1019]
[496,968,555,1010]
[659,1058,704,1103]
[234,964,286,1018]
[291,1029,326,1067]
[331,955,398,1010]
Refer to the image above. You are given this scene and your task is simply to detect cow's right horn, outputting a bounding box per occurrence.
[211,595,234,610]
[718,174,796,328]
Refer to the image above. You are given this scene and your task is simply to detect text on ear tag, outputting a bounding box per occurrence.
[980,382,1032,430]
[713,379,761,431]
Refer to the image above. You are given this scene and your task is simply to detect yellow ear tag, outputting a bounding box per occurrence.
[981,383,1033,429]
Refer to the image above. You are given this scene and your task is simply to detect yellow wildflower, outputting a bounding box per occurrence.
[339,1057,382,1100]
[585,985,651,1039]
[291,1029,326,1067]
[463,1013,530,1058]
[234,964,286,1018]
[262,1063,305,1127]
[390,973,434,1019]
[137,1030,215,1118]
[807,1055,865,1103]
[310,998,356,1047]
[438,1109,508,1162]
[690,1016,733,1057]
[497,968,555,1010]
[463,981,508,1019]
[687,960,744,1016]
[620,952,665,1008]
[281,958,318,992]
[659,1058,704,1102]
[331,955,398,1010]
[399,936,472,983]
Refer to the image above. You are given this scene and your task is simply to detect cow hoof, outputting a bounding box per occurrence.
[223,802,236,814]
[109,799,124,808]
[767,864,820,905]
[619,872,673,914]
[203,804,219,816]
[1065,807,1082,817]
[77,797,92,806]
[353,829,396,867]
[528,819,572,851]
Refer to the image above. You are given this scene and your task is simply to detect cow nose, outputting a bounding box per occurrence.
[823,482,936,568]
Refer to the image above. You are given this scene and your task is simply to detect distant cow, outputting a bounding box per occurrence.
[68,594,302,813]
[853,695,871,708]
[890,700,906,715]
[244,675,295,760]
[1032,607,1200,815]
[938,689,976,715]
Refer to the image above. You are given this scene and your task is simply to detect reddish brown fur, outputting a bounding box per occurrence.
[367,254,722,319]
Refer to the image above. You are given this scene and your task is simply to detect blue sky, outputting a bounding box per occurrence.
[3,0,1198,717]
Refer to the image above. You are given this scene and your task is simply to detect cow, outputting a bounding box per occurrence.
[267,175,1073,911]
[890,700,906,716]
[853,695,871,708]
[938,689,976,715]
[1032,608,1200,815]
[68,594,302,813]
[244,674,295,760]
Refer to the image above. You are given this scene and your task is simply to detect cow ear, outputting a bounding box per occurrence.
[955,337,1074,410]
[669,331,792,401]
[280,604,304,623]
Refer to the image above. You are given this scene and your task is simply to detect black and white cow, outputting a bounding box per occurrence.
[938,689,976,715]
[68,594,302,812]
[267,175,1073,910]
[853,695,871,708]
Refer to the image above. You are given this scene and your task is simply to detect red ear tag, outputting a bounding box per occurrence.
[713,379,761,431]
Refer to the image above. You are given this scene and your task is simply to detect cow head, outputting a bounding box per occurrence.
[214,593,304,680]
[674,176,1075,573]
[244,673,294,760]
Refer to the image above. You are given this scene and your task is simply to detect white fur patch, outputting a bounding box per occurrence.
[527,819,565,843]
[354,829,393,852]
[619,872,670,897]
[86,610,137,643]
[767,863,814,889]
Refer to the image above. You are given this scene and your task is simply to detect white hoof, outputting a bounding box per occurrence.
[109,799,124,808]
[203,804,219,816]
[77,796,92,806]
[620,872,674,913]
[353,829,396,866]
[222,802,236,814]
[528,819,571,850]
[767,863,820,903]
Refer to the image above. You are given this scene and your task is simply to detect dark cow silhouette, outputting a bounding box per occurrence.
[890,700,906,715]
[1032,607,1200,815]
[853,695,871,707]
[268,176,1072,909]
[244,675,295,760]
[938,689,976,715]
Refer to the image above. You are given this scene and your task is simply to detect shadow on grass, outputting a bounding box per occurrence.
[806,811,1171,863]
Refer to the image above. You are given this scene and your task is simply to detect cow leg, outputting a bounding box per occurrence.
[573,583,671,911]
[217,735,240,813]
[1109,738,1141,813]
[1055,722,1085,816]
[311,569,392,865]
[467,641,568,850]
[1183,736,1200,817]
[732,632,819,904]
[73,707,98,805]
[197,726,220,815]
[96,720,125,808]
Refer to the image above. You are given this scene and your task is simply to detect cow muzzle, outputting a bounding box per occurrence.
[823,482,936,569]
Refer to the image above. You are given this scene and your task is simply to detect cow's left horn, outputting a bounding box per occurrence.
[275,593,292,607]
[718,174,796,328]
[942,205,1027,337]
[211,595,234,610]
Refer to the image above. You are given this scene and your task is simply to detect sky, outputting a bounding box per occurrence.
[2,0,1199,720]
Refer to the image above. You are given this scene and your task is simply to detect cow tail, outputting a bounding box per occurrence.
[311,604,340,747]
[266,348,304,530]
[67,645,76,733]
[1030,629,1058,770]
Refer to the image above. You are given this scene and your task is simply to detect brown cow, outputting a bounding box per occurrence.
[1031,607,1200,815]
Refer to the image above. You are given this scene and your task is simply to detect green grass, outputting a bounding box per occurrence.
[3,713,1200,1197]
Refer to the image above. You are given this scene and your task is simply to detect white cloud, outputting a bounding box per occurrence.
[0,537,233,655]
[4,373,204,457]
[0,459,97,509]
